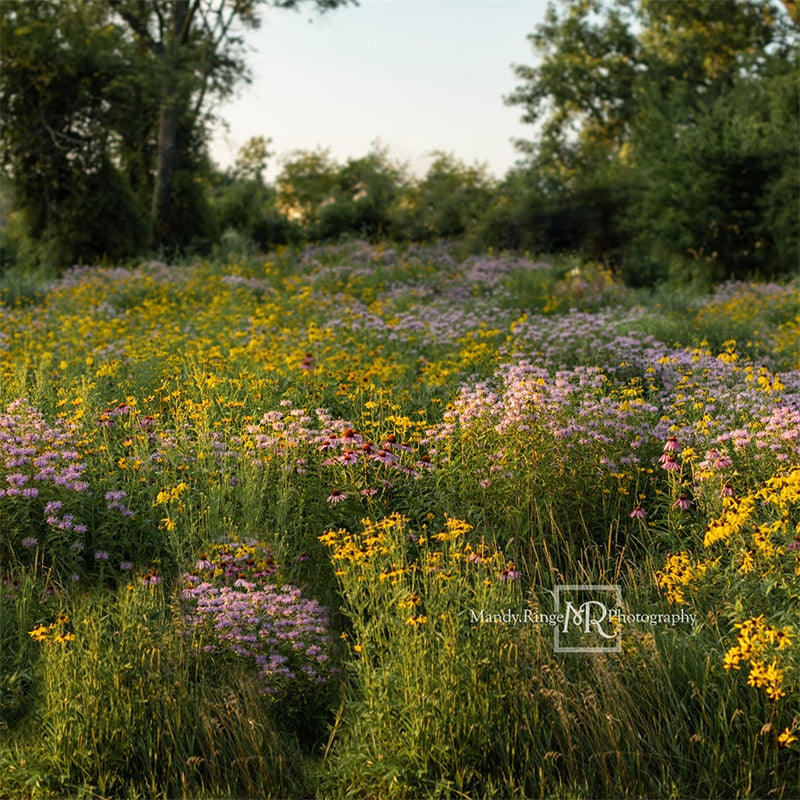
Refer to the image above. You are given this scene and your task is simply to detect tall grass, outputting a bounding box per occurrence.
[3,582,305,799]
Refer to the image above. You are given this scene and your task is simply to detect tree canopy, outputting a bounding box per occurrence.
[505,0,799,284]
[0,0,354,266]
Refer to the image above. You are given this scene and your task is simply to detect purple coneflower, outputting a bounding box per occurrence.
[674,493,692,511]
[327,489,347,505]
[372,449,396,465]
[499,565,521,581]
[195,554,214,570]
[142,570,163,586]
[660,455,681,472]
[629,506,646,519]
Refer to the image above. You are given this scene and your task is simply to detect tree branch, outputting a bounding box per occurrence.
[108,0,160,52]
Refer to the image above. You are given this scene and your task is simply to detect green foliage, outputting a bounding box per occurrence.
[275,144,408,242]
[0,0,355,267]
[0,0,150,269]
[399,152,495,242]
[505,0,800,285]
[623,56,800,287]
[321,515,541,798]
[213,138,300,253]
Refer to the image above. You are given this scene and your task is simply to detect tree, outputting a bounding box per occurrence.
[276,148,340,228]
[316,144,407,241]
[0,0,150,268]
[0,0,355,267]
[396,153,495,242]
[624,55,800,285]
[213,136,298,250]
[107,0,355,248]
[505,0,799,283]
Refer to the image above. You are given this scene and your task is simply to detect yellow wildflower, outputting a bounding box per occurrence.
[28,625,50,642]
[778,728,797,747]
[722,649,742,670]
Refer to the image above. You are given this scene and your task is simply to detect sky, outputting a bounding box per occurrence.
[209,0,552,181]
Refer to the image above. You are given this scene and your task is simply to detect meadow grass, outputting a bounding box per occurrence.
[1,241,798,798]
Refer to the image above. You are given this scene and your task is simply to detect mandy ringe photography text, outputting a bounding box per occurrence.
[468,584,698,654]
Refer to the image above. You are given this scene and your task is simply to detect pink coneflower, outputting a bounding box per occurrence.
[787,539,800,551]
[660,455,681,472]
[714,454,733,469]
[416,455,434,469]
[674,493,692,511]
[337,450,359,465]
[141,570,163,586]
[360,488,378,497]
[720,483,736,498]
[327,489,347,505]
[663,436,680,452]
[195,554,214,570]
[629,505,646,519]
[371,449,396,465]
[499,564,521,581]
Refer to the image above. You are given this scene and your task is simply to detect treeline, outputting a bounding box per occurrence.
[1,0,798,287]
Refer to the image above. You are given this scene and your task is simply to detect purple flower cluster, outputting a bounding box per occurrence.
[231,242,556,356]
[43,500,88,534]
[420,323,800,506]
[0,400,88,500]
[182,578,336,696]
[104,490,135,518]
[428,361,662,476]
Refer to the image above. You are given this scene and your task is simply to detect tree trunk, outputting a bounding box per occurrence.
[150,0,190,247]
[151,95,179,244]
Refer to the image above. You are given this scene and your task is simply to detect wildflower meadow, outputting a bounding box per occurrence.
[1,241,799,798]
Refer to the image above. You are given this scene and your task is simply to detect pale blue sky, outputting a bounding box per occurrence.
[210,0,551,180]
